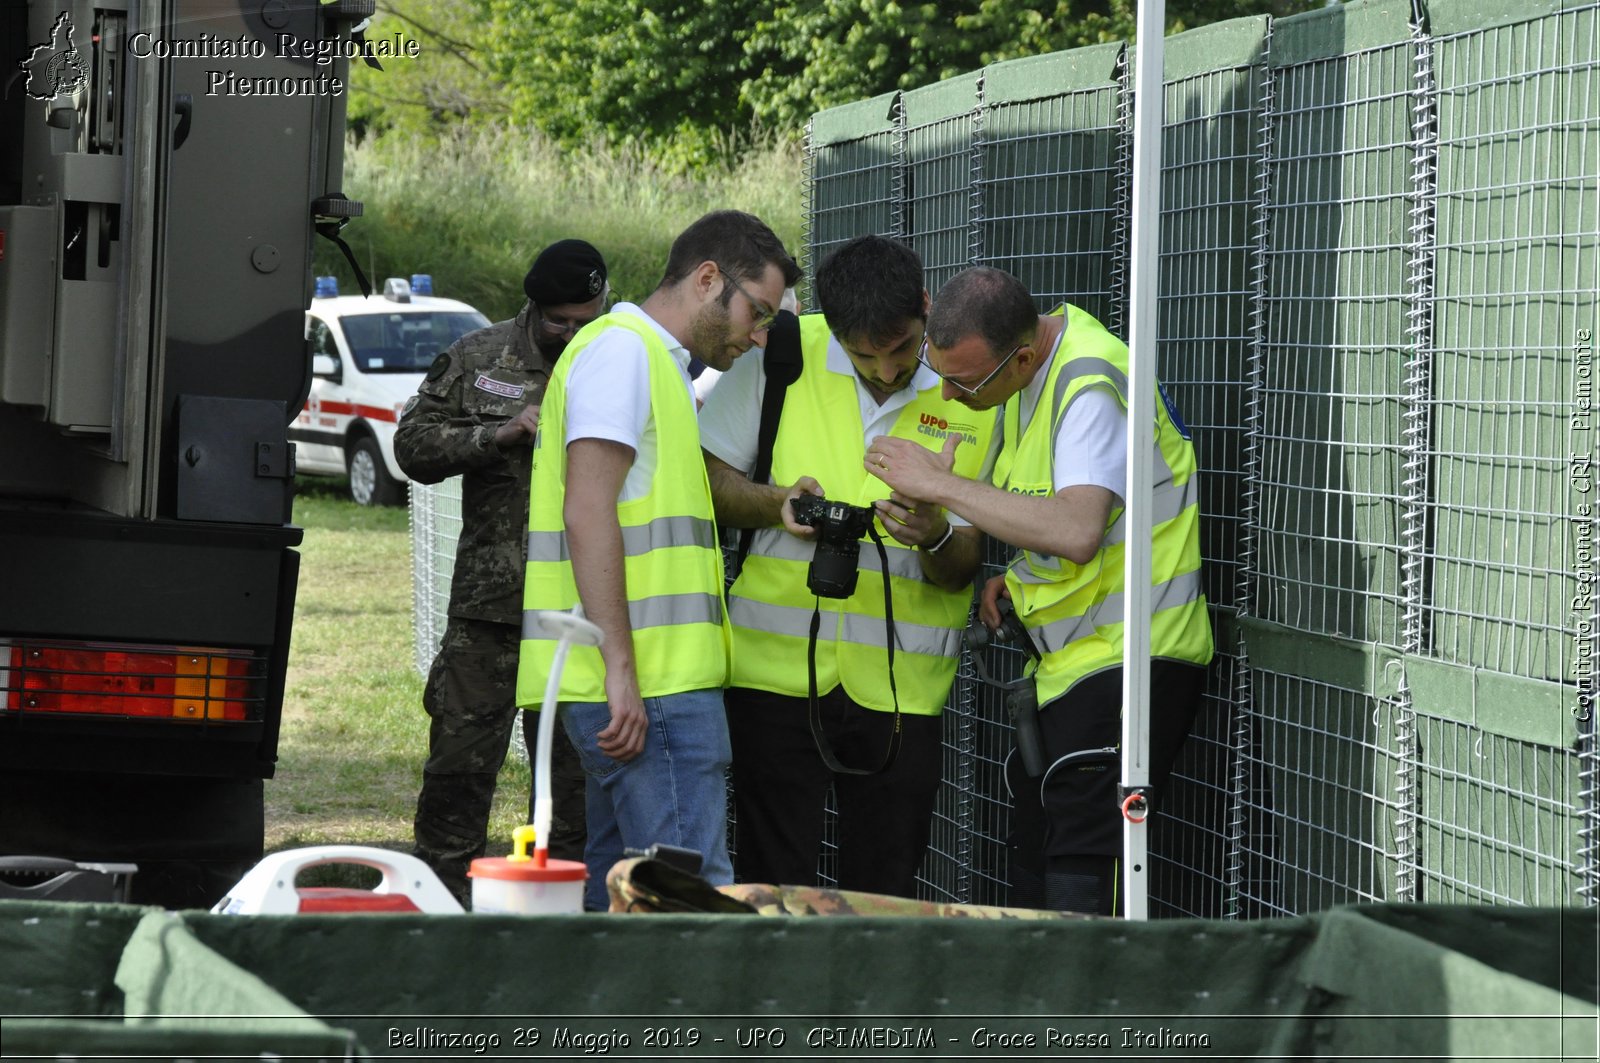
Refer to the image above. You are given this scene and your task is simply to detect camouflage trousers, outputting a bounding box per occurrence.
[413,617,586,903]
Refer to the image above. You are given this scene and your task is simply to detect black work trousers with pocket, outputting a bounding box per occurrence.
[725,685,943,899]
[1005,659,1205,915]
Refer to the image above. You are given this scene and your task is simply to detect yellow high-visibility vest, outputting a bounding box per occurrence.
[728,313,995,713]
[516,312,730,705]
[996,304,1213,706]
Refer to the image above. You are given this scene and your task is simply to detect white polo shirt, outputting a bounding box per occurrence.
[563,302,694,502]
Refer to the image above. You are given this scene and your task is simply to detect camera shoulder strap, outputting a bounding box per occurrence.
[807,525,902,775]
[734,310,803,574]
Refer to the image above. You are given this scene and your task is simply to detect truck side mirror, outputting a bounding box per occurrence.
[312,353,341,381]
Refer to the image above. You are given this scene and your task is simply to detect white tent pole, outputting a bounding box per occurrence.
[1122,0,1167,922]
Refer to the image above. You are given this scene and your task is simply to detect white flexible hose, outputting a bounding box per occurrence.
[530,605,603,860]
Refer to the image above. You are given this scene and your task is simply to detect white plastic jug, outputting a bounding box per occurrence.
[211,845,464,915]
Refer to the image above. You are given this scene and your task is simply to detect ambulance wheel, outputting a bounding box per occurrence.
[347,437,404,507]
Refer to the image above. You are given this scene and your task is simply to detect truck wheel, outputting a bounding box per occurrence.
[347,437,404,506]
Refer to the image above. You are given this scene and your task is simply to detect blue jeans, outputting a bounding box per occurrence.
[560,688,733,911]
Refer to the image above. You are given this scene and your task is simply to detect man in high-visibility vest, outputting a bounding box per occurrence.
[865,266,1213,915]
[397,239,605,904]
[700,236,993,897]
[517,211,801,911]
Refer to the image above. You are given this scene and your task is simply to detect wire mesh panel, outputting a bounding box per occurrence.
[1147,17,1274,919]
[408,482,436,675]
[924,538,1044,907]
[1241,669,1406,913]
[407,477,462,677]
[1254,3,1416,646]
[1412,715,1587,904]
[1238,0,1422,914]
[805,91,903,286]
[922,656,993,904]
[1425,0,1598,683]
[1156,28,1271,618]
[978,46,1130,323]
[1408,0,1600,904]
[903,74,983,295]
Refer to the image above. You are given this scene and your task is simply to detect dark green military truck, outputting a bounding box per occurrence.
[0,0,365,907]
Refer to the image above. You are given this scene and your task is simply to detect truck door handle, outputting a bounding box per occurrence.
[173,93,192,150]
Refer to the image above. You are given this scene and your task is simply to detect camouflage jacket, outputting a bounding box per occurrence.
[395,308,552,625]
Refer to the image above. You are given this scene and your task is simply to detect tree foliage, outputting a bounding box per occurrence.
[345,2,513,139]
[467,0,771,167]
[356,0,1317,164]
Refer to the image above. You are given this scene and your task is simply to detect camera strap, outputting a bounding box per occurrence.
[734,310,803,576]
[806,524,902,775]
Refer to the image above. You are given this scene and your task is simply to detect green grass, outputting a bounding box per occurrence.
[267,477,531,875]
[315,126,805,323]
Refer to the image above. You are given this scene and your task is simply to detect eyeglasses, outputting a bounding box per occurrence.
[714,263,778,332]
[533,305,589,338]
[917,338,1024,396]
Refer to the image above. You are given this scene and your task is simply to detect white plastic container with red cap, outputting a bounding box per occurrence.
[470,824,586,914]
[211,846,464,915]
[468,605,603,915]
[467,605,608,915]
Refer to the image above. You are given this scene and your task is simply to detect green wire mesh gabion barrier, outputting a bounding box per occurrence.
[795,0,1600,917]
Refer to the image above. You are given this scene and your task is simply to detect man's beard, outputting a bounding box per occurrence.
[689,297,736,371]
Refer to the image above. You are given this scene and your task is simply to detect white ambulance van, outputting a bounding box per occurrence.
[293,275,489,505]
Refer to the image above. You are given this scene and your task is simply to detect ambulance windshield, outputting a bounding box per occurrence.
[339,311,489,372]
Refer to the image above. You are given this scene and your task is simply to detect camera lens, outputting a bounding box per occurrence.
[807,540,862,599]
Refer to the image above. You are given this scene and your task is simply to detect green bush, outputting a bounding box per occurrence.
[316,127,805,323]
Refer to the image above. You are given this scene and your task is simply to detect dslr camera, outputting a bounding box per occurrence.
[790,494,876,599]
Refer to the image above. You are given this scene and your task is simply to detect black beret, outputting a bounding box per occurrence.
[524,239,608,307]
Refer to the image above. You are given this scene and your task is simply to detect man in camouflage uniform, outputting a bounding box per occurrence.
[396,239,608,903]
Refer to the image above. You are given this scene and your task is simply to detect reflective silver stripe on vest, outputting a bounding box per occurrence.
[527,515,716,564]
[522,591,722,640]
[747,526,924,582]
[1049,356,1128,431]
[1010,476,1195,581]
[1099,475,1195,549]
[729,596,963,658]
[1009,553,1058,585]
[1027,568,1203,654]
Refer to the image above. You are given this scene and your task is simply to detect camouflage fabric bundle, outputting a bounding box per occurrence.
[605,858,1088,920]
[605,857,757,914]
[720,883,1089,920]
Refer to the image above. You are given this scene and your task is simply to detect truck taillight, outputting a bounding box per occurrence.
[0,639,264,721]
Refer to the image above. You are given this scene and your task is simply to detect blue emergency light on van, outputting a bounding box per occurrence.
[314,276,338,299]
[410,274,434,296]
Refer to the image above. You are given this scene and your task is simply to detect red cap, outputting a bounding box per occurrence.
[469,856,587,882]
[296,887,421,913]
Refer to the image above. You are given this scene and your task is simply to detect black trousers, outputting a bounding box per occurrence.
[1005,660,1205,915]
[725,685,943,898]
